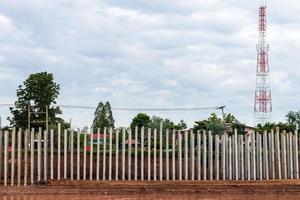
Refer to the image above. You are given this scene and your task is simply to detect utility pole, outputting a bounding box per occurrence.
[28,103,49,132]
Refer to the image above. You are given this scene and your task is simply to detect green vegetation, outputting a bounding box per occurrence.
[92,101,115,132]
[194,113,245,135]
[8,72,65,130]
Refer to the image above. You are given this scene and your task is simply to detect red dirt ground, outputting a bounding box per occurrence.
[2,180,300,199]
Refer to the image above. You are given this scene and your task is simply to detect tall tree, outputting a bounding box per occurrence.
[92,101,115,132]
[130,113,151,129]
[8,72,61,129]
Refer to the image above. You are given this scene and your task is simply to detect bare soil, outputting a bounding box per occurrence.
[2,180,300,199]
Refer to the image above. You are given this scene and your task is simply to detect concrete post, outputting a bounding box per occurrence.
[172,130,176,180]
[190,130,195,180]
[184,131,188,180]
[109,127,113,181]
[103,127,107,180]
[197,131,201,180]
[215,134,220,180]
[11,128,16,185]
[147,128,151,181]
[115,129,119,180]
[141,127,145,180]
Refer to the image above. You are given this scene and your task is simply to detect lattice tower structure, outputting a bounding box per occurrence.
[254,0,272,125]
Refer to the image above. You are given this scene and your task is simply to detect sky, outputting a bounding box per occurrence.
[0,0,299,129]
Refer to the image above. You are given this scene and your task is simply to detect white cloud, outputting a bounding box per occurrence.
[0,0,299,127]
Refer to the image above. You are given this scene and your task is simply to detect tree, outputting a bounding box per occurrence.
[8,72,61,129]
[286,111,300,128]
[256,122,296,133]
[130,113,151,129]
[92,101,115,132]
[194,113,245,135]
[174,120,187,130]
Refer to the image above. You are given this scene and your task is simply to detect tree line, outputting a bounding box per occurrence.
[4,72,300,134]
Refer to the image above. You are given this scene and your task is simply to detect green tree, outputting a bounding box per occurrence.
[130,113,151,129]
[174,120,187,130]
[8,72,61,129]
[194,113,245,135]
[256,122,296,133]
[92,101,115,132]
[286,111,300,128]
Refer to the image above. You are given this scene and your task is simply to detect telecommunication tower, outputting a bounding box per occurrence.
[254,0,272,125]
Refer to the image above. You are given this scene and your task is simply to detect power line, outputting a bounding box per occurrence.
[0,103,225,112]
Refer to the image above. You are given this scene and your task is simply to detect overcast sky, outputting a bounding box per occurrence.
[0,0,299,128]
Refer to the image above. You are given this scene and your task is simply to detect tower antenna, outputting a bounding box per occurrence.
[254,0,272,125]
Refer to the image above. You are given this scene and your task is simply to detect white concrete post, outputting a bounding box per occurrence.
[4,131,8,186]
[44,130,48,181]
[64,129,68,179]
[159,125,163,181]
[251,132,256,180]
[275,129,281,179]
[115,129,119,180]
[197,131,201,180]
[30,128,34,185]
[270,130,275,179]
[281,131,287,179]
[208,131,213,180]
[221,133,226,180]
[255,132,259,179]
[203,131,207,180]
[11,128,16,186]
[286,131,290,178]
[70,129,74,180]
[128,128,132,180]
[178,132,182,180]
[147,128,151,180]
[215,134,220,180]
[294,130,299,179]
[166,129,170,180]
[258,133,263,180]
[228,136,232,180]
[122,128,126,180]
[172,130,176,180]
[96,128,100,181]
[76,129,80,180]
[245,134,250,180]
[24,129,28,186]
[153,128,157,181]
[103,127,107,180]
[109,127,113,180]
[240,134,245,180]
[50,129,54,180]
[17,129,22,186]
[289,132,294,179]
[190,130,195,180]
[134,127,138,181]
[83,128,87,180]
[89,128,94,180]
[184,131,188,180]
[234,129,238,180]
[263,131,269,180]
[37,128,41,182]
[141,127,145,180]
[58,123,61,180]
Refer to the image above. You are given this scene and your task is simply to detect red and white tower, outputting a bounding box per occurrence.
[254,0,272,125]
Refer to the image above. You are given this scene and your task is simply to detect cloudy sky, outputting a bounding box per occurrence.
[0,0,299,128]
